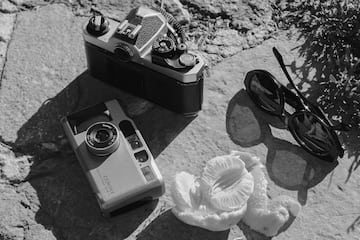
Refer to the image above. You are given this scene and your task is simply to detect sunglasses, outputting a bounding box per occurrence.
[244,47,350,162]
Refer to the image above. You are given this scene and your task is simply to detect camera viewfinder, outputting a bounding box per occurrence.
[119,120,143,150]
[119,120,135,137]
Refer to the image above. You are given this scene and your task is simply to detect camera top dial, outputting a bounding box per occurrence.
[152,36,176,58]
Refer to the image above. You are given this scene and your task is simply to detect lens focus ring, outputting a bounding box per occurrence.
[85,122,120,156]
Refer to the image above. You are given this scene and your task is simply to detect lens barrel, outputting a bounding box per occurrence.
[85,122,120,156]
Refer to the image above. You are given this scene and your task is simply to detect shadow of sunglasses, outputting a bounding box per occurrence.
[244,47,350,162]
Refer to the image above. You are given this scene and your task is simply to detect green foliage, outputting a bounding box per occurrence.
[274,0,360,126]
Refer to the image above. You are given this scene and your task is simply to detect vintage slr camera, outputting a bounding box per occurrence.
[83,6,205,116]
[61,100,165,216]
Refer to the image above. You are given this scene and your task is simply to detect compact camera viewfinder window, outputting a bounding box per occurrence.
[119,120,136,137]
[67,103,113,135]
[119,120,143,150]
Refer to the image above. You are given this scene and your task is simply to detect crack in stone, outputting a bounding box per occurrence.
[0,8,16,14]
[19,200,31,210]
[2,0,77,13]
[5,0,37,12]
[0,138,15,150]
[0,13,17,88]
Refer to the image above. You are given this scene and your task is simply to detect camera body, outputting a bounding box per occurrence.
[61,99,165,216]
[83,6,205,116]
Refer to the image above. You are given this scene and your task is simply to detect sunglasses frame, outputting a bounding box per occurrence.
[244,68,344,162]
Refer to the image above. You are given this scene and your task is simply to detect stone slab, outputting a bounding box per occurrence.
[0,4,87,146]
[0,13,16,82]
[0,3,359,240]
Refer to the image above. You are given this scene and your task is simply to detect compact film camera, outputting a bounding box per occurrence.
[61,100,165,216]
[83,6,205,116]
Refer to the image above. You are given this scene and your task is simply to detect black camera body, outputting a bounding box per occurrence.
[83,6,205,116]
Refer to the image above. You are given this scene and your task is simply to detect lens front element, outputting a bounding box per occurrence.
[86,122,120,156]
[95,129,111,143]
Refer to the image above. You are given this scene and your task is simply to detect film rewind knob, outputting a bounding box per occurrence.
[87,15,109,36]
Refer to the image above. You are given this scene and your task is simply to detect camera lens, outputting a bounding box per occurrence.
[95,129,111,143]
[85,122,120,156]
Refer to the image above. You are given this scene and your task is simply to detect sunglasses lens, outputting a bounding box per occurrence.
[248,73,281,112]
[290,112,336,157]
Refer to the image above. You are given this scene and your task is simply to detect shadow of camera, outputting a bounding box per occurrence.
[16,71,195,239]
[136,210,230,240]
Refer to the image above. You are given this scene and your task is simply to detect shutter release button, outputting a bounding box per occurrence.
[179,53,196,67]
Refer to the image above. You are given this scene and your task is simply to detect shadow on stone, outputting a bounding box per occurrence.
[276,214,296,236]
[15,71,194,239]
[14,71,194,159]
[237,221,271,240]
[136,210,230,240]
[226,90,286,148]
[30,160,158,240]
[266,138,337,205]
[226,89,337,206]
[347,215,360,234]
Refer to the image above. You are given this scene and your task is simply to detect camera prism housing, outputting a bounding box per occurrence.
[83,6,205,116]
[61,99,165,216]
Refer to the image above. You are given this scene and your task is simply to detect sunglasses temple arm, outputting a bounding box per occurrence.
[273,47,356,132]
[272,47,309,106]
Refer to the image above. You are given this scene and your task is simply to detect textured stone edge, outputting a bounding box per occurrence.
[0,12,16,84]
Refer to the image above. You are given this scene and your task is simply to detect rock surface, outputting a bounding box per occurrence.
[0,13,15,81]
[183,0,277,64]
[0,1,359,240]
